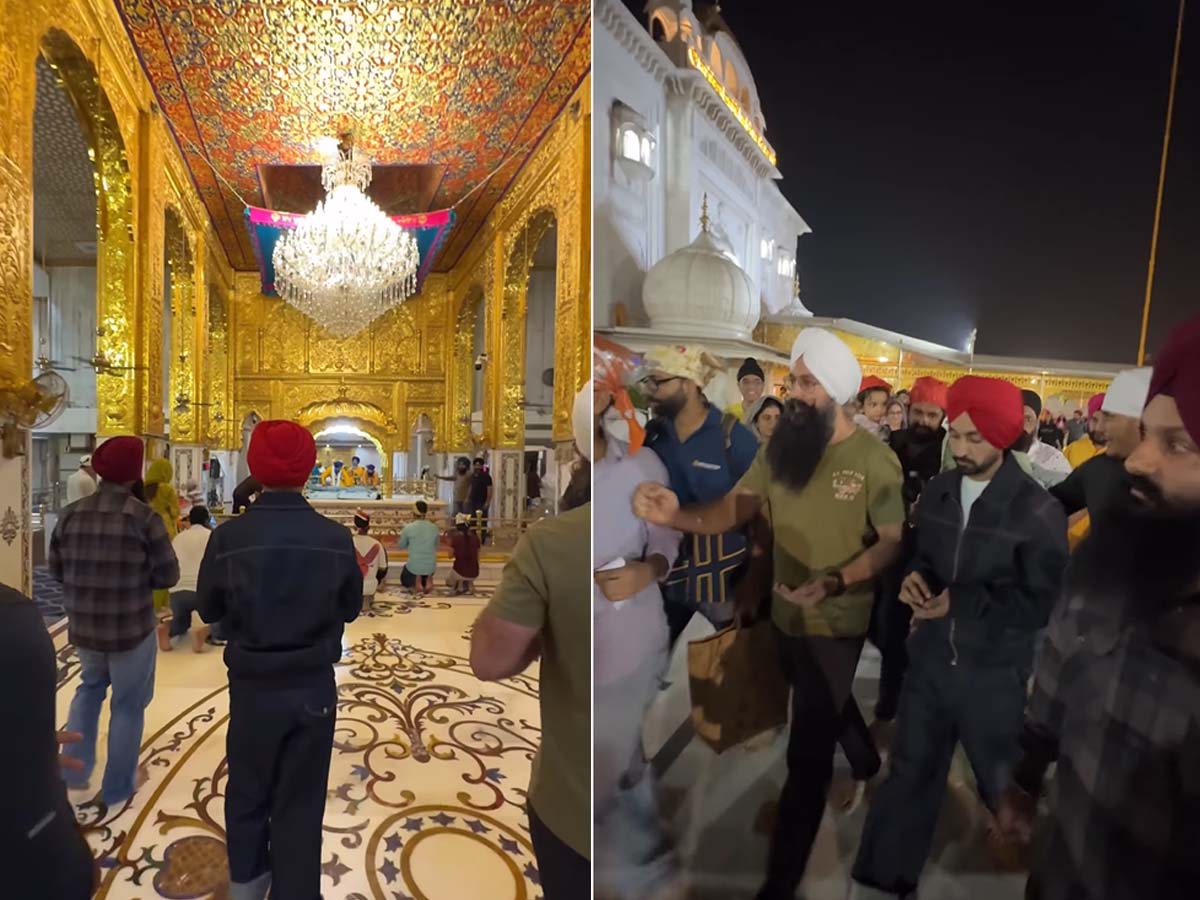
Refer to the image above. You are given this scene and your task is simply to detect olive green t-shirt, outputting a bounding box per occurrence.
[484,503,590,858]
[737,427,905,637]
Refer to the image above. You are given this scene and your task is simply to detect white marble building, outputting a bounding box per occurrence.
[594,0,813,365]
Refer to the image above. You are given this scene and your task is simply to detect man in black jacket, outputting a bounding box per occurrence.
[852,376,1068,898]
[198,420,362,900]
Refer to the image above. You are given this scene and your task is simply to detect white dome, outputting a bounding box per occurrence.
[642,226,759,341]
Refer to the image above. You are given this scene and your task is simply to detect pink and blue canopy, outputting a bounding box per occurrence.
[244,205,456,297]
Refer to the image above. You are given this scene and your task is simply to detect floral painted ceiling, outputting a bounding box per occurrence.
[115,0,590,271]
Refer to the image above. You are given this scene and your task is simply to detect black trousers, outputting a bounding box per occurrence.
[867,568,912,721]
[528,805,590,900]
[758,631,878,900]
[852,649,1028,895]
[226,675,337,899]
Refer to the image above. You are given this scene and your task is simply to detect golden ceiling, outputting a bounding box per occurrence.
[114,0,591,271]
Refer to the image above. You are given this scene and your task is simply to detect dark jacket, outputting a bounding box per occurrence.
[908,453,1068,668]
[197,491,362,686]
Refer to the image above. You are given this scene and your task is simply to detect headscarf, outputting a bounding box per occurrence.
[737,357,765,382]
[788,328,862,405]
[643,343,724,388]
[1102,367,1153,419]
[92,436,143,484]
[594,335,644,453]
[247,420,317,488]
[947,376,1024,450]
[1087,392,1105,417]
[1147,313,1200,442]
[908,376,948,411]
[859,374,893,395]
[573,380,592,461]
[746,394,784,428]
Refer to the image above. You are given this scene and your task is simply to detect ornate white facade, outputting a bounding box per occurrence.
[594,0,812,360]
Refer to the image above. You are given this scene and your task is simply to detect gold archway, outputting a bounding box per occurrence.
[39,28,136,433]
[497,208,556,448]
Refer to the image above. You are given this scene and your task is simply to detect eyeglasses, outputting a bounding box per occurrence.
[784,373,820,392]
[638,375,680,394]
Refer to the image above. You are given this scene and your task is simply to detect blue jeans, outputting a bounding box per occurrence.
[62,629,157,806]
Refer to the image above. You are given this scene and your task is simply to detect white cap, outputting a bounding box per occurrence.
[789,328,862,405]
[1101,367,1152,418]
[573,380,592,461]
[79,455,91,467]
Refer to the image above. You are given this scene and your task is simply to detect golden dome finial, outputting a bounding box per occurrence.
[699,194,711,233]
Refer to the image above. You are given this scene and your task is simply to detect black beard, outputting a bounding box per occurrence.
[1073,483,1200,620]
[765,399,835,491]
[650,393,686,420]
[909,424,940,444]
[1013,430,1035,453]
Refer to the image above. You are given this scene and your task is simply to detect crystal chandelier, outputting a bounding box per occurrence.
[273,135,420,339]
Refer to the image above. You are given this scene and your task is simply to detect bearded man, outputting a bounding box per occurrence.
[1016,390,1073,488]
[851,376,1068,899]
[1063,393,1107,469]
[634,328,904,900]
[998,315,1200,900]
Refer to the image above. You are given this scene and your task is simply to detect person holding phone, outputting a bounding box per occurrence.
[851,376,1068,898]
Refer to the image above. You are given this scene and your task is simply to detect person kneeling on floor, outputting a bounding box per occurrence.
[158,506,223,653]
[397,500,440,595]
[445,513,481,595]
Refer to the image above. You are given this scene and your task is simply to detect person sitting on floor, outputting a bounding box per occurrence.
[397,500,440,595]
[157,506,223,653]
[351,510,388,614]
[446,513,481,595]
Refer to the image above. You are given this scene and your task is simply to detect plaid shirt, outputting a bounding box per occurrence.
[1015,584,1200,899]
[49,482,179,652]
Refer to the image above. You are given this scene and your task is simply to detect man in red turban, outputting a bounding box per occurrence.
[1000,315,1200,900]
[853,374,1067,897]
[196,419,361,898]
[52,433,179,807]
[91,435,144,485]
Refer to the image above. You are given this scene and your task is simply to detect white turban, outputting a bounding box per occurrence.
[1102,367,1152,419]
[789,328,862,405]
[573,380,593,461]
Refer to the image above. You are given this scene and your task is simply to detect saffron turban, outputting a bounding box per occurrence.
[1148,313,1200,442]
[859,375,893,394]
[594,336,644,453]
[789,328,862,405]
[947,376,1024,450]
[1087,393,1105,417]
[1103,367,1153,419]
[92,436,144,484]
[909,376,948,410]
[247,420,316,488]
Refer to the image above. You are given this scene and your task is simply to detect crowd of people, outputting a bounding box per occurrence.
[13,413,592,900]
[594,315,1199,900]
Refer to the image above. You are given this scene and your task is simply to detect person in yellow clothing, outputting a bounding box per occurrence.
[321,459,354,487]
[363,464,380,487]
[144,457,179,613]
[346,455,367,485]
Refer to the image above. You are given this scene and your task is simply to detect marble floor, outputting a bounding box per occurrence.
[53,566,547,900]
[649,617,1027,900]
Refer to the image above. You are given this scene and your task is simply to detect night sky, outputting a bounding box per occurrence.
[623,0,1198,363]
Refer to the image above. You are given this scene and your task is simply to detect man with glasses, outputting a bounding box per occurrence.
[639,344,758,641]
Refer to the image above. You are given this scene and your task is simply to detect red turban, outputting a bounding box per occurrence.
[1087,393,1105,417]
[247,420,316,488]
[1148,313,1200,443]
[860,375,892,394]
[908,376,948,410]
[92,436,144,484]
[946,376,1024,450]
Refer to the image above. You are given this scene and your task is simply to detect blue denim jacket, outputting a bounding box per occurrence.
[197,491,363,686]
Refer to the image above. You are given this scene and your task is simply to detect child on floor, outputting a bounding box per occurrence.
[445,513,481,595]
[351,510,388,614]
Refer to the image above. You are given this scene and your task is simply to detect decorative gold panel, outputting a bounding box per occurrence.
[448,285,485,452]
[370,304,421,376]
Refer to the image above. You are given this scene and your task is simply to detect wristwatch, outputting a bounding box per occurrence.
[826,568,846,597]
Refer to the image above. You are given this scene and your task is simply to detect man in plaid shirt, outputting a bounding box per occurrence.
[999,314,1200,900]
[52,436,179,808]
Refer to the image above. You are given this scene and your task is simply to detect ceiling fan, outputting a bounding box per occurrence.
[72,328,145,376]
[35,339,76,373]
[172,393,220,417]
